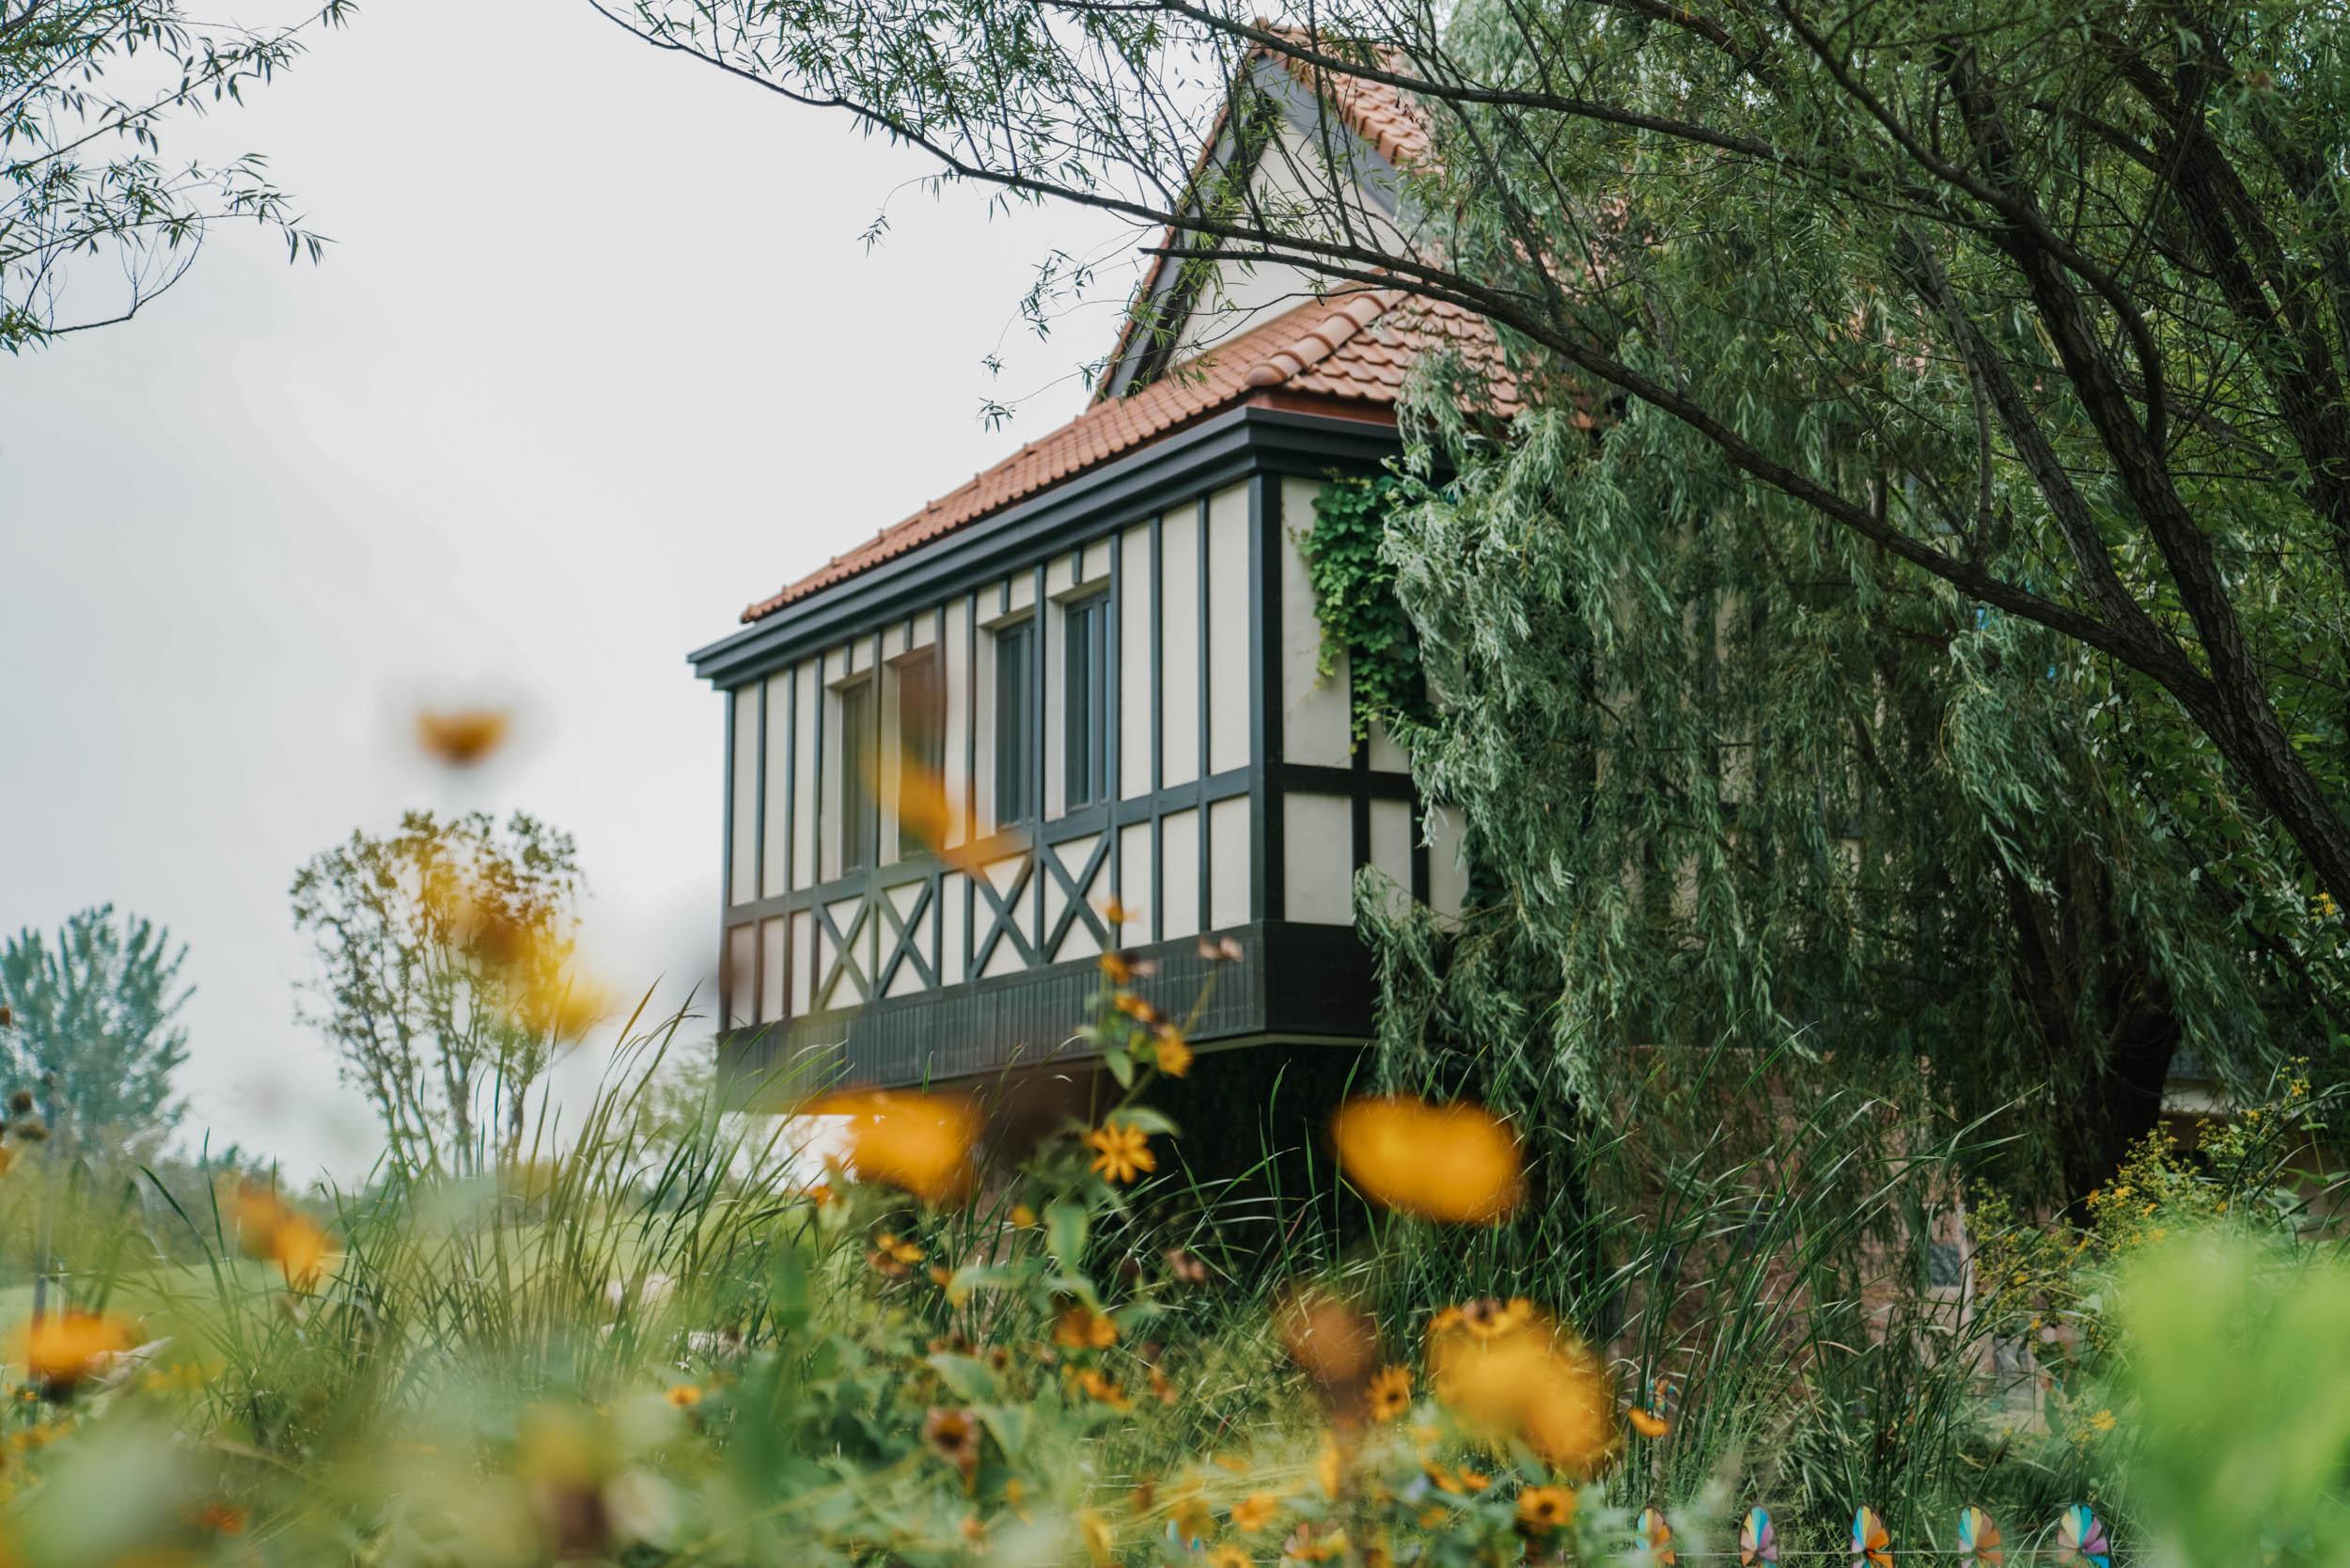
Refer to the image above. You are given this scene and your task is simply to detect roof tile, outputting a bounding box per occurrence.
[740,289,1516,622]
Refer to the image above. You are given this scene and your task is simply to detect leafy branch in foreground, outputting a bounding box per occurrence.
[592,0,2350,912]
[1,0,353,351]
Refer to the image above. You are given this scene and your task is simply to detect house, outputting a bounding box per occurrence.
[685,51,1501,1090]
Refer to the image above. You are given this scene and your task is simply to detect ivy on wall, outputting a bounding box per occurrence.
[1302,474,1423,743]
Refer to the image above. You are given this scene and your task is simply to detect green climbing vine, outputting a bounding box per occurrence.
[1302,473,1423,743]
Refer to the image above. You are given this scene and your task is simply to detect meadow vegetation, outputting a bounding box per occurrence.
[0,922,2342,1567]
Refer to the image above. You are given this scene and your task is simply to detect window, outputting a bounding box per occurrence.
[1064,593,1109,808]
[993,619,1035,826]
[839,679,876,870]
[893,649,940,832]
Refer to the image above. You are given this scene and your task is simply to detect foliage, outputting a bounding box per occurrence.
[0,924,2218,1563]
[590,0,2350,928]
[289,810,601,1177]
[0,903,190,1152]
[1302,474,1422,743]
[1,0,352,351]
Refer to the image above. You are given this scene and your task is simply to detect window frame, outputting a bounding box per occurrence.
[891,648,946,857]
[838,675,878,872]
[1062,589,1110,809]
[992,618,1037,829]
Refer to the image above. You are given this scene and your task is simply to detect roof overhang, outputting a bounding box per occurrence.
[686,402,1400,688]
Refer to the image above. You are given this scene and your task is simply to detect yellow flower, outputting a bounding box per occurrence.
[1054,1306,1119,1350]
[1428,1303,1616,1479]
[1516,1485,1575,1534]
[227,1179,337,1288]
[868,1231,925,1278]
[1152,1026,1194,1078]
[1367,1365,1413,1422]
[1009,1203,1037,1229]
[1230,1493,1280,1532]
[804,1088,980,1203]
[1628,1405,1671,1438]
[1276,1288,1376,1387]
[1167,1481,1214,1544]
[1330,1096,1521,1223]
[1291,1527,1350,1562]
[1087,1121,1157,1184]
[1075,1368,1130,1409]
[2087,1407,2117,1434]
[271,1213,336,1289]
[666,1384,702,1408]
[13,1311,137,1393]
[415,707,510,766]
[1206,1546,1252,1568]
[1078,1507,1116,1566]
[923,1405,982,1479]
[1315,1432,1346,1497]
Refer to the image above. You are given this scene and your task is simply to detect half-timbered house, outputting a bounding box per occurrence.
[687,55,1499,1089]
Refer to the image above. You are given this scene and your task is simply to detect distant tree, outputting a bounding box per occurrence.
[290,811,598,1175]
[2,0,353,351]
[0,905,191,1152]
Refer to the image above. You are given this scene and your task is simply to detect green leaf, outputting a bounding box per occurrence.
[1110,1105,1180,1137]
[975,1402,1031,1459]
[926,1353,1000,1403]
[770,1242,811,1333]
[1044,1200,1089,1276]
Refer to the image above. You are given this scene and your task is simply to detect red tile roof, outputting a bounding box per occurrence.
[740,290,1514,622]
[739,36,1497,626]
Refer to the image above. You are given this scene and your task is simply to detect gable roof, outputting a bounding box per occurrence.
[1092,40,1432,403]
[739,288,1516,622]
[737,38,1498,628]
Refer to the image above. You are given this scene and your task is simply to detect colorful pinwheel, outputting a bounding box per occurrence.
[1957,1507,2003,1566]
[1637,1506,1677,1565]
[1739,1507,1778,1566]
[2056,1505,2110,1568]
[1852,1505,1893,1568]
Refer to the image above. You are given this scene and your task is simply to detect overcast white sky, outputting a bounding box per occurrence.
[0,0,1134,1180]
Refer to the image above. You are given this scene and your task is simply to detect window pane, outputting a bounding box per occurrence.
[1065,597,1106,807]
[995,622,1032,824]
[895,652,946,855]
[841,682,874,869]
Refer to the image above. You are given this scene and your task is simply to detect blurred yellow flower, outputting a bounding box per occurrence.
[1628,1405,1671,1439]
[1276,1289,1377,1388]
[1087,1121,1156,1184]
[1152,1026,1194,1078]
[1330,1096,1521,1223]
[805,1088,981,1202]
[922,1405,981,1479]
[1075,1368,1130,1409]
[1230,1493,1280,1532]
[666,1385,702,1408]
[12,1310,136,1393]
[415,707,509,767]
[271,1212,336,1289]
[1428,1303,1616,1479]
[1367,1365,1412,1422]
[1078,1506,1115,1566]
[1516,1485,1574,1533]
[1054,1306,1119,1350]
[1205,1547,1251,1568]
[867,1231,925,1278]
[227,1180,337,1289]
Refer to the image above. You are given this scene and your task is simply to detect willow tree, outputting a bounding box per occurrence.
[599,0,2350,1191]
